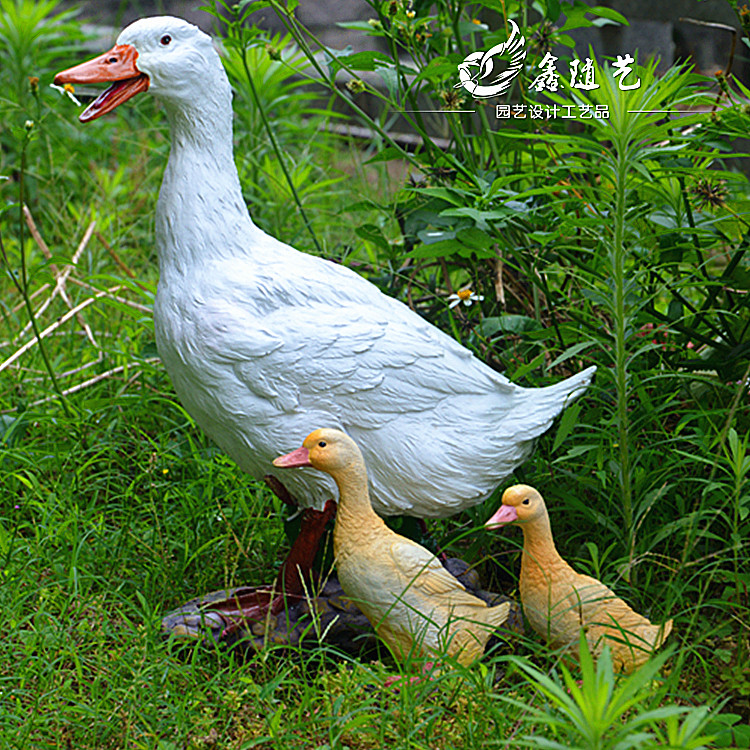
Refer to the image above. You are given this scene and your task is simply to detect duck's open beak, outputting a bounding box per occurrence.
[485,504,518,528]
[54,44,149,122]
[273,446,312,469]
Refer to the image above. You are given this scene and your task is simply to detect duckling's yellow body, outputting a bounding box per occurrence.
[487,485,672,673]
[275,429,510,666]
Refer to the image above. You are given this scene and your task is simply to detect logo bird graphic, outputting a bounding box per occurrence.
[455,20,527,98]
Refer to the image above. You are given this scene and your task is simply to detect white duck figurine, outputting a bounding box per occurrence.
[55,17,594,620]
[275,428,511,669]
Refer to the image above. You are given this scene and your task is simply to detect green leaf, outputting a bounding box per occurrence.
[322,44,353,76]
[455,226,495,256]
[457,19,488,36]
[337,21,381,31]
[0,414,28,447]
[560,0,627,32]
[589,5,628,24]
[667,299,683,322]
[413,187,467,206]
[552,400,582,453]
[375,64,399,98]
[365,146,404,164]
[410,238,463,258]
[417,228,456,244]
[511,351,547,380]
[480,315,542,336]
[546,0,561,22]
[547,341,597,369]
[355,223,391,254]
[440,206,512,231]
[413,56,458,84]
[337,50,392,71]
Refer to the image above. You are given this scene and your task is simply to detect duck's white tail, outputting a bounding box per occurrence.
[509,364,597,441]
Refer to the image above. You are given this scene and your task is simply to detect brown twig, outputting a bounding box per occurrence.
[95,231,151,293]
[0,291,108,374]
[21,353,104,383]
[679,17,738,112]
[494,246,505,306]
[66,278,152,314]
[19,208,99,347]
[0,358,162,413]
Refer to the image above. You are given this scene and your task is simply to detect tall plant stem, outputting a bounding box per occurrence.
[0,131,73,419]
[611,142,634,571]
[237,41,323,255]
[258,0,484,186]
[477,104,502,170]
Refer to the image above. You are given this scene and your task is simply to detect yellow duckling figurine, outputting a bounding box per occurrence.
[274,428,511,668]
[485,484,673,673]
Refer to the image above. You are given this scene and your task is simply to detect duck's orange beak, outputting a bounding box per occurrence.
[485,504,518,528]
[273,446,312,468]
[54,44,149,122]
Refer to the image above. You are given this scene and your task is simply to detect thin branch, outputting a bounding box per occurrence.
[0,358,161,413]
[1,285,50,328]
[19,209,99,347]
[95,231,152,293]
[66,278,153,314]
[0,291,107,374]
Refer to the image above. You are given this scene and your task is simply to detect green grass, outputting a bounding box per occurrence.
[1,0,749,747]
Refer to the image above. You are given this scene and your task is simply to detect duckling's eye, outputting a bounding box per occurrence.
[160,34,172,46]
[522,498,531,505]
[318,441,327,448]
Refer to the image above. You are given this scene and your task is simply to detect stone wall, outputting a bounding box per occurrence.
[64,1,747,83]
[66,0,743,66]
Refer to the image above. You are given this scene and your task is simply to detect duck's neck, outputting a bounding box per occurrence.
[155,88,263,275]
[520,512,567,579]
[332,462,385,554]
[166,97,236,168]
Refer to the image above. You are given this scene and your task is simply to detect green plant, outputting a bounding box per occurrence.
[216,21,351,253]
[501,635,715,749]
[1,0,748,744]
[0,0,82,107]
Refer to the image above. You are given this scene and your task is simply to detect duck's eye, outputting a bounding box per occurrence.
[318,441,327,448]
[522,498,531,505]
[160,34,172,46]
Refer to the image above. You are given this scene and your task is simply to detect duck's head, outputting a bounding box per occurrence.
[485,484,546,528]
[273,429,363,476]
[54,16,224,122]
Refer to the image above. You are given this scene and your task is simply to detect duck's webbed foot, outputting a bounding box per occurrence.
[163,498,337,641]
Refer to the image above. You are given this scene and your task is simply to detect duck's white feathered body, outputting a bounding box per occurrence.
[102,17,595,517]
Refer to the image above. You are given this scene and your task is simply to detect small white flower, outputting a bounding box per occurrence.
[447,285,484,309]
[49,82,82,106]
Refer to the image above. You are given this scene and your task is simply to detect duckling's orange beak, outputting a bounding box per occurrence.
[54,44,149,122]
[485,504,518,528]
[273,446,312,468]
